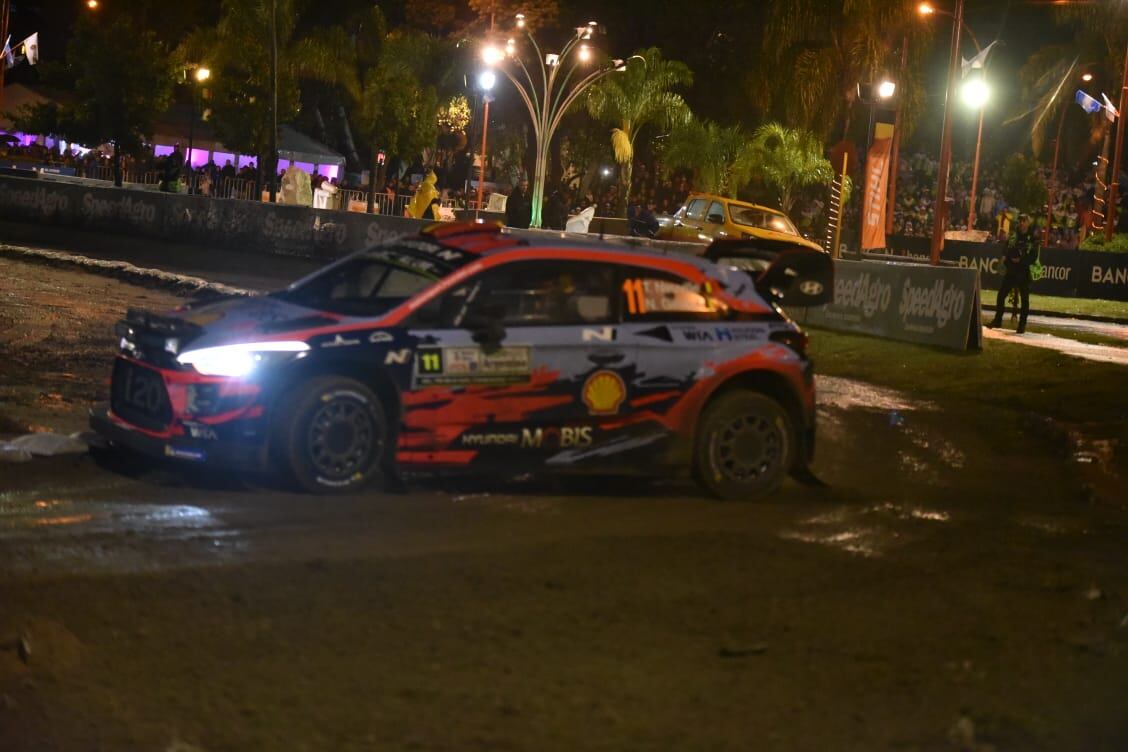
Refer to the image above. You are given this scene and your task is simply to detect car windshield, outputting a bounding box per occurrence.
[728,206,799,236]
[272,245,461,316]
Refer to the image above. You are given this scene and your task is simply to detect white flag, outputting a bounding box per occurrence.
[1,36,12,69]
[961,40,998,78]
[20,32,38,66]
[1102,92,1119,122]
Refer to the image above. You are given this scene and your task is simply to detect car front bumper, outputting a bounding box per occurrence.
[90,404,267,473]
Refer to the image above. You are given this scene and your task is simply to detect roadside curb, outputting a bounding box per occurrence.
[981,304,1128,325]
[0,244,254,298]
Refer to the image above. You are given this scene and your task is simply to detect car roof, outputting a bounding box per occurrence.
[684,192,786,216]
[421,222,720,274]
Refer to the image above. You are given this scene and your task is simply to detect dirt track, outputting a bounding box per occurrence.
[1,257,1127,751]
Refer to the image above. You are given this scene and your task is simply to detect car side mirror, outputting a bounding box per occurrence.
[756,249,834,307]
[706,213,725,224]
[463,303,507,353]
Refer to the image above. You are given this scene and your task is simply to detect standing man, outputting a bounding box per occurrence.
[988,212,1039,334]
[505,177,531,229]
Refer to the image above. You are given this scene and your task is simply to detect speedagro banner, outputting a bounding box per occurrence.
[799,259,982,351]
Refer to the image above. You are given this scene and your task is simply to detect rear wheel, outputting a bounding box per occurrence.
[275,376,389,494]
[694,390,795,501]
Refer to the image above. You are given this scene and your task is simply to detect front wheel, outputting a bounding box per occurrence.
[275,376,389,494]
[694,391,795,501]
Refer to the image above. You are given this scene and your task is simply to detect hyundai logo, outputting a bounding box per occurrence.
[799,280,824,296]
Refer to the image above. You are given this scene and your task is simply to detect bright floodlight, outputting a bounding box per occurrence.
[195,67,211,83]
[918,1,935,15]
[961,77,989,109]
[478,70,497,91]
[515,13,525,28]
[86,0,99,8]
[877,80,896,99]
[578,44,592,62]
[601,167,611,177]
[1082,72,1094,82]
[481,44,504,66]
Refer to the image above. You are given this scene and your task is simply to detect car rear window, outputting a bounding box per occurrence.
[728,206,800,236]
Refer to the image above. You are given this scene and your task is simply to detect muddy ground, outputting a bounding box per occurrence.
[1,257,1126,751]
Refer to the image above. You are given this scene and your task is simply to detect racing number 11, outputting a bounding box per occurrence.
[419,351,442,373]
[622,278,647,315]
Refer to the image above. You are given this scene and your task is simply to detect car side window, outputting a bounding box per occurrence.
[429,261,619,328]
[706,201,726,224]
[619,267,726,322]
[684,199,707,222]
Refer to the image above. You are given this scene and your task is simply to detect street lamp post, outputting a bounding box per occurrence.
[962,75,989,230]
[186,66,210,193]
[475,69,496,219]
[886,35,909,237]
[923,0,966,265]
[1105,42,1128,241]
[485,18,627,228]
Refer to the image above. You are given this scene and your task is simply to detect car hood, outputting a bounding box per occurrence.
[170,295,352,351]
[734,227,823,252]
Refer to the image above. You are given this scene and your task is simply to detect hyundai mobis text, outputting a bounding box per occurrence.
[92,223,832,500]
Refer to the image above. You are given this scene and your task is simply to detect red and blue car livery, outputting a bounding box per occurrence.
[91,223,832,499]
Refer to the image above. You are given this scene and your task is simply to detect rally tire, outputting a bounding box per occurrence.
[275,376,388,494]
[694,390,795,501]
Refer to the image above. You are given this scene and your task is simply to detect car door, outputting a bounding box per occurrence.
[400,258,622,467]
[670,198,708,242]
[614,263,751,462]
[701,200,729,239]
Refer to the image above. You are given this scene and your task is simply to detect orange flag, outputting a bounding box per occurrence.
[861,137,892,250]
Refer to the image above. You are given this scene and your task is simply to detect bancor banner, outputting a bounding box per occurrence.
[795,259,982,351]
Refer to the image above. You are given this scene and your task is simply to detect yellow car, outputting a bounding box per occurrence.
[659,192,823,251]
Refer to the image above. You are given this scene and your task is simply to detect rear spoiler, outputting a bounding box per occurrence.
[704,239,834,307]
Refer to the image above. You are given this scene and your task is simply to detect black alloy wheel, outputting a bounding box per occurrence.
[694,391,795,501]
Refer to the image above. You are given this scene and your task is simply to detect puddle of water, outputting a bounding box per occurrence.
[0,499,218,539]
[780,501,951,557]
[816,376,938,412]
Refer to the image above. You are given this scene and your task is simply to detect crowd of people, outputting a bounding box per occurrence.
[8,136,1127,248]
[890,152,1122,248]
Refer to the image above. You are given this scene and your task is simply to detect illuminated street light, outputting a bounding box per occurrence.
[877,80,896,99]
[195,67,211,83]
[86,0,99,9]
[515,13,525,29]
[490,17,623,227]
[917,2,935,15]
[477,69,496,91]
[961,77,989,109]
[481,44,504,66]
[1082,72,1094,83]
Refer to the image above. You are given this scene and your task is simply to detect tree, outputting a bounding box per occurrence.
[756,0,928,142]
[9,16,174,187]
[177,0,355,193]
[586,47,692,213]
[747,123,835,214]
[664,119,756,198]
[353,30,441,210]
[999,154,1048,215]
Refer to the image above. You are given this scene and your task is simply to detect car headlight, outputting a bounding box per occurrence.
[175,341,309,377]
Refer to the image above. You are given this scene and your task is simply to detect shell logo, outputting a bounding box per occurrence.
[582,370,626,415]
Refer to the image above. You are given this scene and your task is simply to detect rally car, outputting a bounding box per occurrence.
[91,223,831,500]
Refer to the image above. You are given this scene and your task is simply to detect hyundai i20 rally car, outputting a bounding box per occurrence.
[91,223,832,500]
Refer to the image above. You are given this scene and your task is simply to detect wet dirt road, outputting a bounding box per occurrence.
[2,258,1127,750]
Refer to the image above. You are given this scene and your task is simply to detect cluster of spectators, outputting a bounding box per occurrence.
[891,152,1123,248]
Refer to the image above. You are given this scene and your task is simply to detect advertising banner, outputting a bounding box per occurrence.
[797,259,982,351]
[861,137,892,251]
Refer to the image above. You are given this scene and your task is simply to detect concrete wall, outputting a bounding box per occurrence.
[0,175,704,262]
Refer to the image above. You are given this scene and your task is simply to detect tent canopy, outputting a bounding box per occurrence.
[277,125,344,168]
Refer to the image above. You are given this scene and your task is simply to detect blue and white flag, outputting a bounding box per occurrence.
[1,36,13,69]
[1076,89,1103,115]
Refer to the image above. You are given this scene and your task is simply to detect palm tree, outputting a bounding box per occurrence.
[586,47,692,213]
[663,119,757,198]
[748,123,835,214]
[757,0,927,142]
